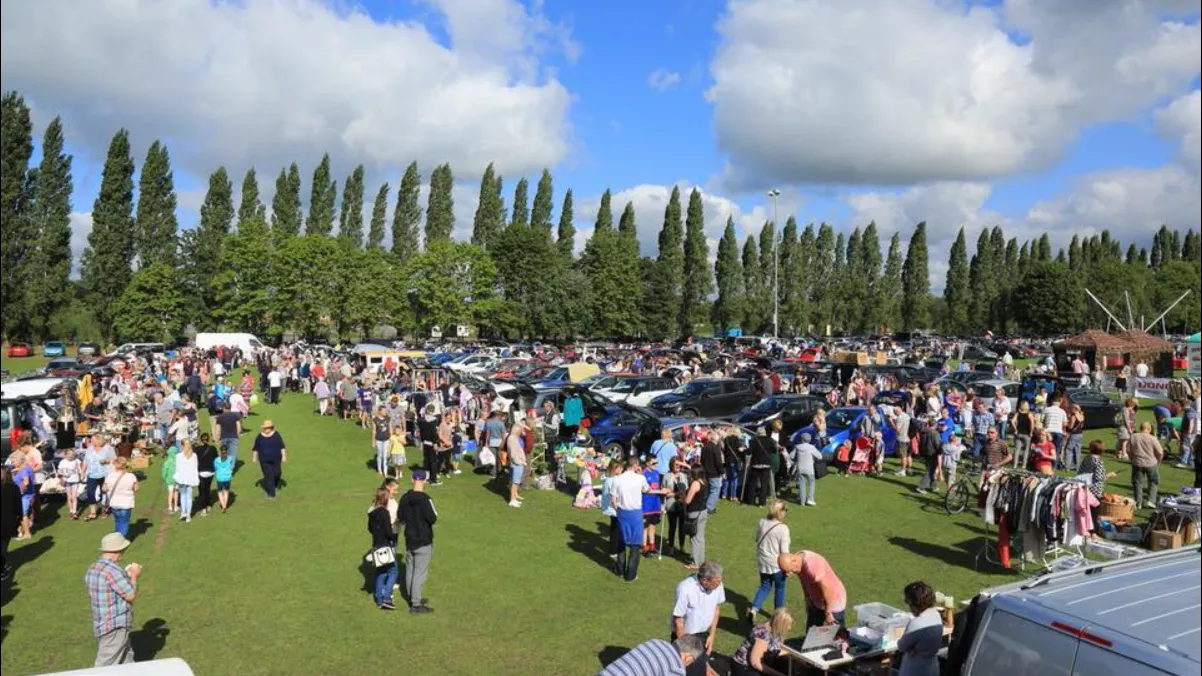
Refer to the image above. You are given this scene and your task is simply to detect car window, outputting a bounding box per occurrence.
[1003,384,1019,398]
[721,381,745,395]
[1071,641,1170,676]
[785,402,809,415]
[968,609,1074,676]
[0,408,8,431]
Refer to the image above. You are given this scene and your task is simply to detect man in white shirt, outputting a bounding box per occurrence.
[267,368,283,405]
[671,560,725,676]
[612,458,653,582]
[1135,360,1149,378]
[1043,398,1067,463]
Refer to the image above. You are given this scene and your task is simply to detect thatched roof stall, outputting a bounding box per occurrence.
[1114,329,1176,377]
[1053,330,1132,372]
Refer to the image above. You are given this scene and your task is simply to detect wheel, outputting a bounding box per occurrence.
[603,442,626,461]
[945,481,970,514]
[681,409,698,418]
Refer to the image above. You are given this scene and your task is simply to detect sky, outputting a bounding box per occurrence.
[1,0,1199,291]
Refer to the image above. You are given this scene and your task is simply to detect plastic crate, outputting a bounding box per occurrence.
[854,602,907,627]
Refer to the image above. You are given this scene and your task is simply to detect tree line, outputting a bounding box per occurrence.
[2,91,1199,344]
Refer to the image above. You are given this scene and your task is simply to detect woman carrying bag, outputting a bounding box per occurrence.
[367,488,397,611]
[682,465,709,571]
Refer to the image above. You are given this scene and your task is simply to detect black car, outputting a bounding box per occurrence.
[962,345,999,360]
[1063,388,1122,430]
[648,378,758,419]
[734,394,829,437]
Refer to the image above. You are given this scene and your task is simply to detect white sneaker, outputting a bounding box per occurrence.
[915,488,927,495]
[508,500,522,508]
[453,469,462,475]
[806,500,816,506]
[894,470,906,476]
[1144,501,1156,509]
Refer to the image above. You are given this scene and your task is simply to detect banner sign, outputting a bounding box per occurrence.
[1132,377,1170,399]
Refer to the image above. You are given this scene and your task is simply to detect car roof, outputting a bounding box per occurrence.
[986,547,1200,665]
[973,379,1018,387]
[1,377,68,402]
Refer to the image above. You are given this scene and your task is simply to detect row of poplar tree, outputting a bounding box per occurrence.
[2,91,1200,344]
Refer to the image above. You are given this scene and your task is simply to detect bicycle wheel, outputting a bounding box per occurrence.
[945,480,970,514]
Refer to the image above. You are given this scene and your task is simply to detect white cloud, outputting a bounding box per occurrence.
[707,0,1200,187]
[1156,89,1201,171]
[647,68,682,92]
[69,212,93,278]
[0,0,573,183]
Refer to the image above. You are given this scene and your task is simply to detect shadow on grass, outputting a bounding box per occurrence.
[131,618,170,660]
[0,613,10,644]
[597,645,630,668]
[565,523,616,572]
[7,536,54,578]
[33,498,66,530]
[887,536,983,570]
[127,518,154,542]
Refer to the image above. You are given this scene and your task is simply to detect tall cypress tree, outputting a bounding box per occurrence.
[742,236,762,333]
[614,201,645,336]
[271,163,302,238]
[194,167,234,323]
[133,140,177,268]
[28,116,74,338]
[789,223,816,334]
[338,164,365,248]
[1036,234,1052,261]
[713,217,742,331]
[648,186,684,339]
[859,222,883,331]
[471,163,505,251]
[237,167,261,229]
[306,153,337,236]
[510,177,529,229]
[880,231,903,331]
[556,189,575,260]
[392,162,421,261]
[424,163,455,245]
[679,188,712,336]
[1,91,34,336]
[759,222,779,333]
[840,227,861,331]
[943,228,970,333]
[810,224,835,333]
[531,169,554,233]
[80,129,136,338]
[580,190,618,335]
[778,218,799,333]
[900,222,930,330]
[970,228,996,331]
[367,183,389,250]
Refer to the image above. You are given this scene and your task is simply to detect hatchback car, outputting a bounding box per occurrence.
[41,340,66,357]
[648,378,758,419]
[6,342,32,358]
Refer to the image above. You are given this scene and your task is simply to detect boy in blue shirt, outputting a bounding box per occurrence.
[641,457,665,557]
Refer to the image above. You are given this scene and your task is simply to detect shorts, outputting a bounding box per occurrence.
[510,464,525,485]
[643,514,661,526]
[216,481,231,491]
[21,494,35,516]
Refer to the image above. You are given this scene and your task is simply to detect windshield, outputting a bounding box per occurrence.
[544,368,567,381]
[610,379,643,394]
[748,397,788,414]
[825,409,861,431]
[670,382,705,396]
[580,374,609,387]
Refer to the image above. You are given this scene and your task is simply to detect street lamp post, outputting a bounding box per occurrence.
[768,189,780,339]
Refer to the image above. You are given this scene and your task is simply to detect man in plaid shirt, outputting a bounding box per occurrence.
[85,533,142,666]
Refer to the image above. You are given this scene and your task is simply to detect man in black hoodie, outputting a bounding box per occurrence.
[398,469,438,615]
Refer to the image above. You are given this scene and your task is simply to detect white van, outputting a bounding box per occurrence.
[949,546,1200,676]
[194,332,265,353]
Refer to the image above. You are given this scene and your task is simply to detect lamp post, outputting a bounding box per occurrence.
[767,189,780,339]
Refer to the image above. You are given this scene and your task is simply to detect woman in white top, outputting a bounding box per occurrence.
[174,440,201,522]
[748,500,792,623]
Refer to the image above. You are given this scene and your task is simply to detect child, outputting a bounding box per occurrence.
[162,443,178,514]
[641,457,665,556]
[214,443,235,514]
[57,447,82,518]
[449,422,464,476]
[939,434,964,491]
[572,462,600,509]
[600,462,624,563]
[388,428,407,480]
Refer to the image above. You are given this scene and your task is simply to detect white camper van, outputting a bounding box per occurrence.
[194,333,265,353]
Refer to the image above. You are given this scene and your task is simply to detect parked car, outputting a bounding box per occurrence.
[44,357,80,373]
[41,340,66,357]
[734,394,829,438]
[1,377,68,455]
[76,342,101,357]
[628,417,738,458]
[595,376,676,407]
[6,342,32,358]
[947,546,1200,676]
[961,345,999,361]
[586,404,660,458]
[1063,388,1123,429]
[941,379,1019,411]
[791,406,899,457]
[648,377,758,419]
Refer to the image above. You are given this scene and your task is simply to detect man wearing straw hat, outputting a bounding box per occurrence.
[251,419,288,499]
[85,532,143,666]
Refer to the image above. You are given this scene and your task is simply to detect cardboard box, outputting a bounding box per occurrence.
[129,456,150,470]
[1148,529,1183,551]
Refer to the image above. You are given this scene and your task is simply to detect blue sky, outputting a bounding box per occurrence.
[1,0,1199,281]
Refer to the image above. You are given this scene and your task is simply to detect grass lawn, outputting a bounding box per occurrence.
[1,356,1194,675]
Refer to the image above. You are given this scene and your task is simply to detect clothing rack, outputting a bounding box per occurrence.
[976,469,1089,572]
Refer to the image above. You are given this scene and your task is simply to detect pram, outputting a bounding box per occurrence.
[847,437,873,475]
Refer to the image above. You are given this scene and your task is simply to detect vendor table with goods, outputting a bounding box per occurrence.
[777,602,953,675]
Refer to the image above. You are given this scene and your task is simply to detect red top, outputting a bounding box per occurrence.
[1031,441,1056,473]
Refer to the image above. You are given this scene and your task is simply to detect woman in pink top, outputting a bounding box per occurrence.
[778,551,847,629]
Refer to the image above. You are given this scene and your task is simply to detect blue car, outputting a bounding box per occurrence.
[790,406,899,458]
[42,340,66,357]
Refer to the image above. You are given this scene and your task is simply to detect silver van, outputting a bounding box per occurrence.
[949,546,1200,676]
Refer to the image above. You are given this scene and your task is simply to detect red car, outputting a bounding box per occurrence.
[6,342,31,358]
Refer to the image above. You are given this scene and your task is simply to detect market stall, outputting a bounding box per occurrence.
[1187,332,1201,378]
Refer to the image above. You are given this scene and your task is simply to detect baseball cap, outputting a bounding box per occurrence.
[412,469,428,482]
[100,532,132,553]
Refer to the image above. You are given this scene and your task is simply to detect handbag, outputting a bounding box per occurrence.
[366,546,395,568]
[683,512,702,537]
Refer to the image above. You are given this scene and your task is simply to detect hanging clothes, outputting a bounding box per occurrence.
[563,395,584,427]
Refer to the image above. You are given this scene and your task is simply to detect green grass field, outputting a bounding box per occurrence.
[1,354,1194,675]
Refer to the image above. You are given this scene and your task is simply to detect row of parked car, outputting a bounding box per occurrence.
[5,340,102,358]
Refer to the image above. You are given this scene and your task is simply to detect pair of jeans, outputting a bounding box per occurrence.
[706,477,723,512]
[198,476,213,511]
[1132,465,1160,505]
[221,437,239,467]
[1050,432,1064,465]
[617,544,641,581]
[972,433,987,459]
[374,557,398,606]
[1062,434,1083,471]
[747,467,772,506]
[751,570,787,612]
[666,509,685,550]
[723,463,741,499]
[917,457,938,491]
[269,386,281,404]
[608,516,624,556]
[111,508,132,537]
[997,422,1008,440]
[689,510,708,565]
[260,461,281,497]
[797,473,816,504]
[179,485,194,517]
[1014,434,1031,469]
[375,440,389,474]
[405,544,433,607]
[422,444,439,482]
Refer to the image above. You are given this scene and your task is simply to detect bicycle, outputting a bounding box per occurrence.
[944,463,983,514]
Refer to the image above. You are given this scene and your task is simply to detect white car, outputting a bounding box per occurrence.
[600,376,677,408]
[444,353,497,374]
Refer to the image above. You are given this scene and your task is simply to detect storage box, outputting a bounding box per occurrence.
[854,602,908,627]
[1149,529,1183,551]
[129,456,150,470]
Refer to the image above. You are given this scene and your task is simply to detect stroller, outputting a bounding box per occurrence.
[847,437,873,475]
